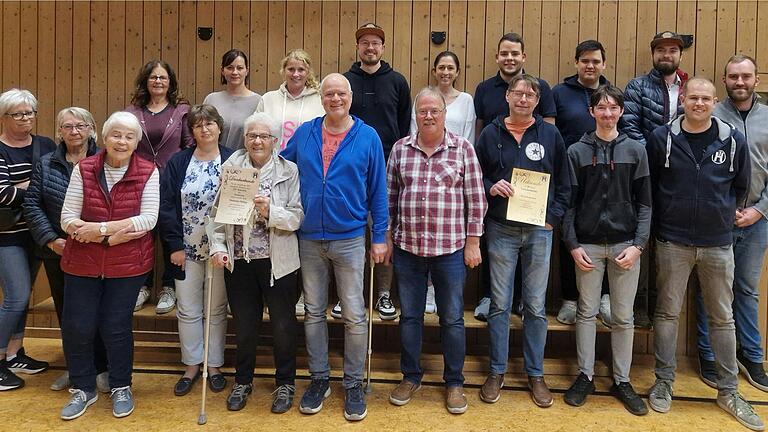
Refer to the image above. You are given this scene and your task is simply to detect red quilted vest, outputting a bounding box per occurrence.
[61,151,156,278]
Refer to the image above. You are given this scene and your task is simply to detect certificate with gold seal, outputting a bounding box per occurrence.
[214,166,260,225]
[506,168,550,226]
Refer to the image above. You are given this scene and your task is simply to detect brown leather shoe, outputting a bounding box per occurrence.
[445,385,468,414]
[528,376,554,407]
[389,380,421,406]
[480,374,504,403]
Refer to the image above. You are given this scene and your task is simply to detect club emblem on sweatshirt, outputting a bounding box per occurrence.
[711,150,727,165]
[525,142,545,161]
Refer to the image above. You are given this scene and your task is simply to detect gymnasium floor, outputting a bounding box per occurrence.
[5,337,768,431]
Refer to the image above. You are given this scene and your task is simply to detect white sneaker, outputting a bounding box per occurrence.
[376,294,397,320]
[155,286,176,314]
[295,293,305,316]
[425,284,437,314]
[50,371,70,391]
[331,301,342,319]
[557,300,577,325]
[134,286,150,312]
[598,294,613,327]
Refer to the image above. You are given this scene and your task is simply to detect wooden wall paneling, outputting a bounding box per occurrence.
[321,1,341,79]
[71,1,90,109]
[357,1,376,26]
[2,2,19,91]
[614,1,638,88]
[213,1,233,99]
[0,4,4,88]
[694,2,717,79]
[483,1,505,79]
[19,3,37,98]
[504,1,524,35]
[107,3,125,130]
[266,1,286,91]
[578,1,599,41]
[520,1,542,79]
[559,2,580,86]
[656,0,676,33]
[539,2,561,88]
[195,1,215,102]
[376,1,395,70]
[161,1,180,69]
[177,1,196,106]
[427,1,450,88]
[36,3,55,139]
[392,1,412,86]
[248,2,268,94]
[447,1,467,91]
[410,1,431,94]
[143,1,162,64]
[463,0,485,94]
[338,1,358,73]
[676,1,697,79]
[285,2,304,55]
[89,1,109,130]
[597,1,619,84]
[714,2,737,97]
[231,1,250,53]
[125,2,144,106]
[54,2,73,118]
[755,1,768,73]
[303,1,323,74]
[735,0,757,57]
[634,1,656,77]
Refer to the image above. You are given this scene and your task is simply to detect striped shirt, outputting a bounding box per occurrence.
[61,161,160,232]
[387,130,487,257]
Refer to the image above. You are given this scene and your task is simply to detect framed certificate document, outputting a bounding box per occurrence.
[506,168,550,226]
[214,166,260,225]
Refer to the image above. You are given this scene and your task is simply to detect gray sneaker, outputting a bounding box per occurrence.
[61,388,98,420]
[598,294,612,327]
[557,300,577,325]
[50,371,70,391]
[96,371,110,393]
[156,286,176,314]
[111,386,134,418]
[717,392,765,431]
[648,380,673,413]
[474,297,491,321]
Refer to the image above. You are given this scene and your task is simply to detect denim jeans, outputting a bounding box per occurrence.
[696,218,768,363]
[486,219,553,376]
[300,236,366,389]
[0,245,39,353]
[62,273,146,392]
[653,240,738,394]
[176,259,227,368]
[394,247,466,386]
[574,242,639,383]
[225,258,298,386]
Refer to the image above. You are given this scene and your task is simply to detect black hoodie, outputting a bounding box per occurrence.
[345,61,411,160]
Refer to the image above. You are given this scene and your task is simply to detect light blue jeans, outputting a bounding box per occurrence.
[0,245,38,353]
[300,236,367,389]
[486,219,553,376]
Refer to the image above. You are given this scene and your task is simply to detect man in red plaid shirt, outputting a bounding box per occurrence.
[386,87,487,414]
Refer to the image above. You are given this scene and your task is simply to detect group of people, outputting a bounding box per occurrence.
[0,22,765,431]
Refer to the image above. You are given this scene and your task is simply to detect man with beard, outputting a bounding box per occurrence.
[341,23,411,322]
[695,55,768,394]
[620,31,690,329]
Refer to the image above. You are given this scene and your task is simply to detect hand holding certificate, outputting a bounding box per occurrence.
[214,166,260,225]
[506,168,550,226]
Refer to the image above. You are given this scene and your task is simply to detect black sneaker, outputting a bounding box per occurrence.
[737,350,768,392]
[698,355,718,389]
[271,384,295,414]
[227,383,253,411]
[611,381,648,416]
[6,347,49,374]
[376,294,397,321]
[299,378,331,414]
[564,373,595,407]
[0,361,24,391]
[344,383,367,421]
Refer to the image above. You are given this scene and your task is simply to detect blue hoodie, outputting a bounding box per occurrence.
[281,115,388,243]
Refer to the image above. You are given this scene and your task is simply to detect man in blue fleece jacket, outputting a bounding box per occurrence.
[281,73,388,422]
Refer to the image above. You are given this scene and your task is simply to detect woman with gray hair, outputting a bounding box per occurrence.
[209,111,303,413]
[0,88,55,391]
[58,111,159,420]
[23,107,108,392]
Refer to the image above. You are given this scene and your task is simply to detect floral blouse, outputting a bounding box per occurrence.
[181,155,222,260]
[233,160,273,259]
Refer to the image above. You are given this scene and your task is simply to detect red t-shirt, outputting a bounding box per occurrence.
[321,127,349,175]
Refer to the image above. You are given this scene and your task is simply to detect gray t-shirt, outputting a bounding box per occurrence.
[203,91,262,150]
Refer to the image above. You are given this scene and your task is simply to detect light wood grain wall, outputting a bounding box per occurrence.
[7,0,768,358]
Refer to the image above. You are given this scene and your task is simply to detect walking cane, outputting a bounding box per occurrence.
[198,248,216,424]
[365,257,375,394]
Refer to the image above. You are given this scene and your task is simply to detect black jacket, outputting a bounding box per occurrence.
[159,145,234,280]
[23,139,100,258]
[475,115,571,228]
[620,68,689,145]
[647,116,750,246]
[552,74,610,146]
[344,61,411,160]
[562,132,652,250]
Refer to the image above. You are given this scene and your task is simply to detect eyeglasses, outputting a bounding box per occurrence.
[359,41,383,48]
[193,121,218,130]
[148,75,169,82]
[416,108,445,118]
[60,123,91,132]
[508,90,538,100]
[6,111,37,120]
[245,133,275,142]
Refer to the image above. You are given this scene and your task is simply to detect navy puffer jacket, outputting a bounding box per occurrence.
[620,68,688,145]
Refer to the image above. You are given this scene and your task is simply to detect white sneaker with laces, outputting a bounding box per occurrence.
[295,293,306,317]
[134,286,150,312]
[155,286,176,314]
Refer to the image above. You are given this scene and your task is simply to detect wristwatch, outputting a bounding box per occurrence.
[99,222,108,235]
[634,244,644,252]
